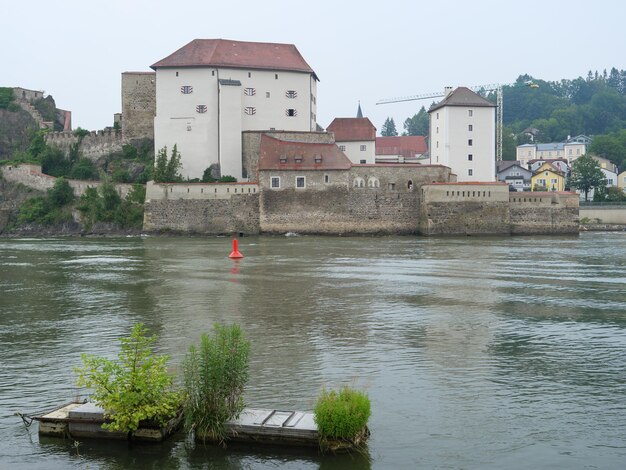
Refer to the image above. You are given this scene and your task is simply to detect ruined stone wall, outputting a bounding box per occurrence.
[121,72,156,144]
[143,181,260,234]
[1,163,133,198]
[242,130,335,180]
[45,129,123,162]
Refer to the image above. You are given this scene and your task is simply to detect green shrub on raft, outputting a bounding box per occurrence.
[74,323,182,434]
[314,386,371,440]
[182,324,250,444]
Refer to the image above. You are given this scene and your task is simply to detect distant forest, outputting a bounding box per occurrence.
[382,68,626,168]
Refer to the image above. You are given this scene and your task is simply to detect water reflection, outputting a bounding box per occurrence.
[1,233,626,468]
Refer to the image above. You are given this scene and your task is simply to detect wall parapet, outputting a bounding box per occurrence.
[146,181,259,201]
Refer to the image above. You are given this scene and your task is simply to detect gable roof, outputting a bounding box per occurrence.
[375,136,428,157]
[258,134,352,171]
[151,39,317,79]
[429,87,496,113]
[326,118,376,142]
[496,160,530,173]
[533,162,565,176]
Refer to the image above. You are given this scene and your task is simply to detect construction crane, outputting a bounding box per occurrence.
[376,82,538,161]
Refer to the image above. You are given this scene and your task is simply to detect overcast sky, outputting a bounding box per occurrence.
[2,0,624,134]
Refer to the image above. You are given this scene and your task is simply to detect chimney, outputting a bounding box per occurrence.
[444,86,453,97]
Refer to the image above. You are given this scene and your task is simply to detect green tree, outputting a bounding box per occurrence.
[403,106,429,136]
[589,129,626,170]
[569,154,607,201]
[202,167,216,183]
[75,323,182,434]
[153,145,183,183]
[381,117,398,136]
[502,126,517,161]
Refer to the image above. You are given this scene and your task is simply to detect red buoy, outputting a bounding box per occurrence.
[229,239,244,259]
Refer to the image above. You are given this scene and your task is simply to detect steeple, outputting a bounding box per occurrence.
[356,101,363,118]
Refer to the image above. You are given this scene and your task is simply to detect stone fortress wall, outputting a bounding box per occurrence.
[44,129,124,162]
[1,164,134,198]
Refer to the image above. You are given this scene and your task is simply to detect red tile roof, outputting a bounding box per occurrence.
[326,118,376,142]
[375,136,428,158]
[258,134,352,171]
[151,39,317,79]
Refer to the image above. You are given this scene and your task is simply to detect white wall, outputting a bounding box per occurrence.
[154,66,317,180]
[337,140,375,164]
[430,105,495,182]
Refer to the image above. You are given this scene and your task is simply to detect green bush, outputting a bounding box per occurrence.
[182,324,250,443]
[218,175,237,183]
[75,323,182,434]
[17,178,75,225]
[0,87,15,109]
[314,386,371,441]
[68,159,99,180]
[77,182,144,229]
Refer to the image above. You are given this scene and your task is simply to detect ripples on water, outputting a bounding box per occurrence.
[1,234,626,469]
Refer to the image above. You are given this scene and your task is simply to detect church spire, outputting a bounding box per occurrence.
[356,101,363,118]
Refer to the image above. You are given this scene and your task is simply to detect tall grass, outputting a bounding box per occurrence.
[182,324,250,444]
[314,386,371,441]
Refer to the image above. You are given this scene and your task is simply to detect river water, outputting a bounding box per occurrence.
[1,234,625,469]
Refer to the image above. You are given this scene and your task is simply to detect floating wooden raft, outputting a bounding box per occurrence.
[35,402,181,442]
[222,408,319,447]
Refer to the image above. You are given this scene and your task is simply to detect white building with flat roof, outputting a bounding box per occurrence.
[152,39,318,180]
[428,87,496,182]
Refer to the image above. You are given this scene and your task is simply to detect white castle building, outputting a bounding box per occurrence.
[151,39,319,179]
[428,87,496,182]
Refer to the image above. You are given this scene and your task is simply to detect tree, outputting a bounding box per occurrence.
[569,154,607,201]
[153,145,183,183]
[75,323,182,434]
[381,117,398,136]
[403,106,429,136]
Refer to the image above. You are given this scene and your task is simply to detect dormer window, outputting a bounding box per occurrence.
[314,155,322,164]
[294,155,303,163]
[279,156,287,164]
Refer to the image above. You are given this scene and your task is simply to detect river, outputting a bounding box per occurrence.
[1,233,625,469]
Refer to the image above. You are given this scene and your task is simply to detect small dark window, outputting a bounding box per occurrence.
[324,174,330,183]
[286,109,297,117]
[176,71,179,77]
[275,73,279,79]
[468,139,473,146]
[248,72,251,78]
[468,154,473,161]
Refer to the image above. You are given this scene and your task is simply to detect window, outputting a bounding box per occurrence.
[275,73,279,79]
[266,92,271,98]
[314,155,322,164]
[436,141,439,148]
[324,174,330,184]
[176,71,179,77]
[294,155,302,163]
[551,178,558,184]
[436,112,439,119]
[181,85,193,94]
[244,107,256,115]
[468,110,473,117]
[468,154,473,161]
[468,139,473,146]
[528,150,532,156]
[468,124,473,131]
[285,90,298,98]
[360,145,366,151]
[279,156,287,164]
[244,87,256,96]
[339,145,346,151]
[468,169,473,176]
[286,108,297,117]
[296,176,305,188]
[368,177,379,188]
[353,177,365,188]
[407,180,413,190]
[360,159,366,164]
[196,105,207,113]
[271,177,280,189]
[388,183,396,190]
[608,178,614,185]
[248,72,251,78]
[436,127,439,134]
[212,70,215,76]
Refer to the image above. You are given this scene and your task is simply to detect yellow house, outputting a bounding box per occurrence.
[531,162,566,191]
[618,170,626,194]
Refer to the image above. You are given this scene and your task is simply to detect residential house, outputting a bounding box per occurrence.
[529,158,570,174]
[496,160,532,191]
[326,117,376,164]
[531,162,566,191]
[375,136,428,163]
[428,87,496,182]
[151,39,318,179]
[618,170,626,194]
[517,137,590,168]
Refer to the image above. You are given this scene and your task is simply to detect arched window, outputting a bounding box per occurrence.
[368,177,379,188]
[353,177,365,188]
[407,180,414,190]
